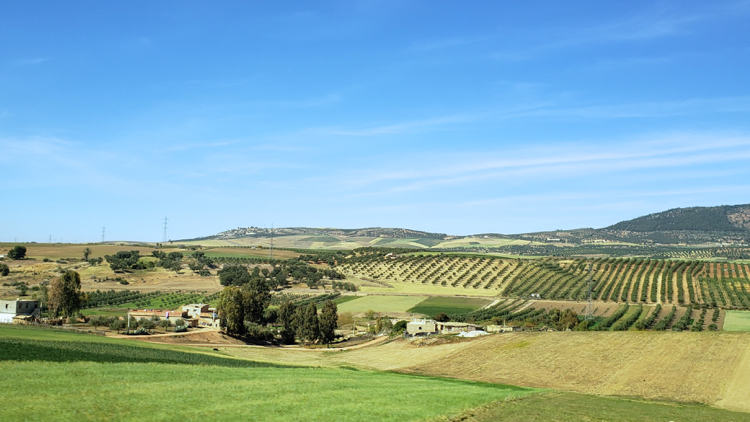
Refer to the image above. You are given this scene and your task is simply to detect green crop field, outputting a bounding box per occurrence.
[0,325,536,421]
[723,310,750,332]
[335,295,428,313]
[408,296,492,316]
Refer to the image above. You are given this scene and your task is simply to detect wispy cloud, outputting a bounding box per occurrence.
[13,57,51,65]
[335,132,750,196]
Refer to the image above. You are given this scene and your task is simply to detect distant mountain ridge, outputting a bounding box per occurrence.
[605,204,750,232]
[182,204,750,246]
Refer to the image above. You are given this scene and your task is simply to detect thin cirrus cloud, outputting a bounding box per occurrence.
[335,133,750,196]
[12,57,51,65]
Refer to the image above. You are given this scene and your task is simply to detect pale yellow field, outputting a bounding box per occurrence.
[359,281,501,297]
[221,331,750,412]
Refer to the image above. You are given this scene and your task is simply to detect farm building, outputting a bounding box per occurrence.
[436,322,483,334]
[0,299,40,323]
[485,324,521,333]
[128,303,219,328]
[406,319,437,335]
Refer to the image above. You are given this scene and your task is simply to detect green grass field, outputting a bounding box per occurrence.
[458,391,747,422]
[723,310,750,332]
[335,295,428,313]
[0,325,536,421]
[408,296,492,316]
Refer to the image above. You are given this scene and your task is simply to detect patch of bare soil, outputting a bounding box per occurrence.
[140,330,248,345]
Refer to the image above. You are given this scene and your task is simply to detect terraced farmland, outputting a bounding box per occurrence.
[339,254,750,309]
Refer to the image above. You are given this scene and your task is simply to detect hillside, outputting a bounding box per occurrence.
[179,203,750,251]
[605,204,750,232]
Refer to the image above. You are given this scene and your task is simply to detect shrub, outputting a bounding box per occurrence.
[0,263,9,276]
[173,324,187,333]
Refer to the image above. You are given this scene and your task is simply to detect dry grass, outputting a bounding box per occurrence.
[220,331,750,412]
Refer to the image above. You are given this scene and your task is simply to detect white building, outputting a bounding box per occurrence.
[0,299,39,323]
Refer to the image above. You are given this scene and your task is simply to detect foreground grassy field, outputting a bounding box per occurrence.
[2,326,749,421]
[0,326,535,422]
[454,391,748,422]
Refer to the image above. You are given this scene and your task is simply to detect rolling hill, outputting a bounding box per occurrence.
[179,204,750,250]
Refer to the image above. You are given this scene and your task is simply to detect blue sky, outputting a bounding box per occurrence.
[2,1,750,242]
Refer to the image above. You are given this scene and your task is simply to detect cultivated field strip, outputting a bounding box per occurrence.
[339,254,750,309]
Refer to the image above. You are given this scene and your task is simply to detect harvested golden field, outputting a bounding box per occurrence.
[221,332,750,412]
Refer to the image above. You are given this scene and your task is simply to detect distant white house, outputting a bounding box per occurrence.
[0,299,40,323]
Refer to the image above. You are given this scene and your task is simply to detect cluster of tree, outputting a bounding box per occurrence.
[277,299,338,344]
[152,251,184,272]
[547,309,580,331]
[295,251,349,266]
[216,270,273,336]
[187,251,215,275]
[104,250,146,272]
[331,281,358,291]
[218,265,287,290]
[7,246,26,260]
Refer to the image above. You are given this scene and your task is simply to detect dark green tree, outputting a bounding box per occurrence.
[242,275,271,323]
[7,246,27,260]
[278,299,297,344]
[0,263,9,277]
[82,247,92,260]
[296,303,320,344]
[218,265,250,286]
[319,300,338,344]
[48,270,84,318]
[217,286,246,336]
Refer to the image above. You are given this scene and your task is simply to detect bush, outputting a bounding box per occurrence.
[0,263,9,276]
[109,319,126,332]
[245,322,275,342]
[708,323,718,331]
[173,324,187,333]
[7,245,27,260]
[392,320,407,334]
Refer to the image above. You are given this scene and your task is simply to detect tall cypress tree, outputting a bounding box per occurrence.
[319,300,338,344]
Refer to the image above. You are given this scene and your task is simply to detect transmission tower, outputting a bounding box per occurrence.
[101,227,106,243]
[162,218,168,243]
[586,260,595,320]
[49,235,51,243]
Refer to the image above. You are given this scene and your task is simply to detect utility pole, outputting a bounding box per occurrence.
[162,217,168,243]
[586,260,595,320]
[269,224,274,260]
[101,227,106,243]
